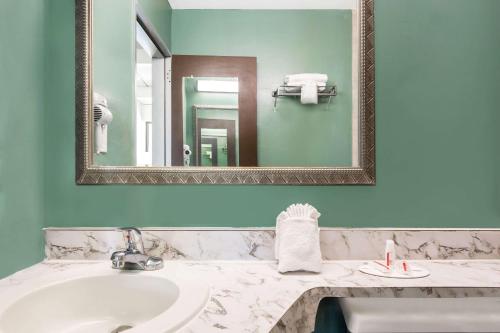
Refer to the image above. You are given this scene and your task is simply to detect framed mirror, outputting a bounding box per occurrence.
[76,0,375,185]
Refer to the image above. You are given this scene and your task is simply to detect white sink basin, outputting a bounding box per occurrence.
[0,267,209,333]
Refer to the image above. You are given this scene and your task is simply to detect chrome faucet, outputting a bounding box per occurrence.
[110,227,163,271]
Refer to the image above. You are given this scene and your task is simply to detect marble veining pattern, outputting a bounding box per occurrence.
[2,260,500,333]
[321,229,500,260]
[44,228,500,261]
[45,229,276,261]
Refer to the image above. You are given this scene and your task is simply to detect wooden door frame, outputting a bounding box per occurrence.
[171,55,257,166]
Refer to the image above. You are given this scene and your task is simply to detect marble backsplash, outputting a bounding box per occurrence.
[44,228,500,261]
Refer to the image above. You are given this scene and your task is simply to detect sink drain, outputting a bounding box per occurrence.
[110,325,133,333]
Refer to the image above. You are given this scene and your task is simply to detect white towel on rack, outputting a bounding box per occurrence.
[285,73,328,84]
[301,82,319,104]
[284,82,326,93]
[275,203,322,273]
[283,73,328,101]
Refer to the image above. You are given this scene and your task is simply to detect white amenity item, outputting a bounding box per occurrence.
[275,203,322,273]
[0,268,209,333]
[339,297,500,333]
[384,239,396,269]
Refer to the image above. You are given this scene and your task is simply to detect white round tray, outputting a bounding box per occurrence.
[359,262,430,279]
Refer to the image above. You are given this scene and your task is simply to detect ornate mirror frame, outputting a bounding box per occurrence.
[75,0,375,185]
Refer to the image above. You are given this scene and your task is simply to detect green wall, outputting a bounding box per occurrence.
[93,0,136,166]
[172,10,353,167]
[0,0,46,277]
[1,0,500,278]
[138,0,172,49]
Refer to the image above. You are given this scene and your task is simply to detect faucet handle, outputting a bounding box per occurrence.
[110,251,126,269]
[117,227,144,253]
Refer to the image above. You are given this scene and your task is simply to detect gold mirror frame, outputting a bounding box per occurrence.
[75,0,375,185]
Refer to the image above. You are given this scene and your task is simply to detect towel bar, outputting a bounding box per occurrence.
[272,85,337,111]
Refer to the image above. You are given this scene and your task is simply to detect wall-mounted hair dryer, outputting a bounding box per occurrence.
[93,92,113,155]
[183,144,192,167]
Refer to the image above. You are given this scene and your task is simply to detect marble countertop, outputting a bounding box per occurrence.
[2,260,500,333]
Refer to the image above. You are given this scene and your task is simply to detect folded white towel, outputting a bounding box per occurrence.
[300,82,319,104]
[284,81,326,93]
[275,204,322,273]
[283,73,328,104]
[285,73,328,84]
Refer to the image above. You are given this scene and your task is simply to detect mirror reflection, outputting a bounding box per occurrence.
[92,0,360,168]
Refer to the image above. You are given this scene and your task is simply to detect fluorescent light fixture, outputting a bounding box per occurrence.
[197,80,239,93]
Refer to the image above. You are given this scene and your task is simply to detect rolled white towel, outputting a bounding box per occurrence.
[300,82,318,104]
[285,73,328,84]
[275,204,322,273]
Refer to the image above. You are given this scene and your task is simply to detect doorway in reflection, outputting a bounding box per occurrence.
[134,21,169,167]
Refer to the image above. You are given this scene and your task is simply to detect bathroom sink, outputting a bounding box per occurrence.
[0,268,209,333]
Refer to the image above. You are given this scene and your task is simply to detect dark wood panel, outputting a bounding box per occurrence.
[171,55,257,166]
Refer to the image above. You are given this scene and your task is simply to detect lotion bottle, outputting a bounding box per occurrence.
[384,240,396,271]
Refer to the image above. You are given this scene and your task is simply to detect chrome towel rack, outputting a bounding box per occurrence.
[272,85,337,110]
